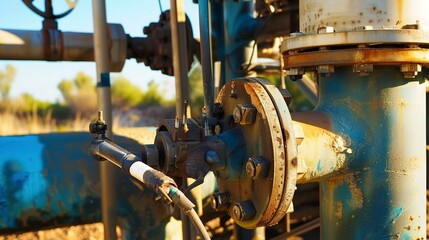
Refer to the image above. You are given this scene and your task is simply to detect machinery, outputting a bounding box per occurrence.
[0,0,427,239]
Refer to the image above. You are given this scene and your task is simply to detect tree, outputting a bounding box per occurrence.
[57,72,97,118]
[188,61,204,117]
[0,64,16,100]
[140,80,165,107]
[111,76,144,111]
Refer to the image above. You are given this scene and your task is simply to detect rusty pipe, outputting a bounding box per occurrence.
[0,25,126,72]
[292,112,353,184]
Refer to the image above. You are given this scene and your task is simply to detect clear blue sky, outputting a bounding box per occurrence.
[0,0,199,102]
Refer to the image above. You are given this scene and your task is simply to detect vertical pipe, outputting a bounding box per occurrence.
[223,1,254,81]
[317,67,426,239]
[170,0,190,118]
[92,0,117,239]
[198,0,214,118]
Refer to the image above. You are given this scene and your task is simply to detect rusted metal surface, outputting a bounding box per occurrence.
[215,78,296,228]
[251,77,298,225]
[0,26,126,72]
[282,29,429,53]
[283,48,429,69]
[0,132,170,239]
[299,0,429,34]
[309,66,427,239]
[292,112,354,184]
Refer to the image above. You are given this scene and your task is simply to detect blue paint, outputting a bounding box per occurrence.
[318,66,426,239]
[218,127,247,179]
[0,133,170,239]
[0,135,48,221]
[97,72,111,87]
[389,207,403,224]
[316,159,322,171]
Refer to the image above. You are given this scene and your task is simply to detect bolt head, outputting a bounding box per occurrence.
[205,150,220,164]
[233,106,242,123]
[232,201,256,221]
[246,157,271,179]
[210,192,231,211]
[246,160,256,177]
[233,104,257,125]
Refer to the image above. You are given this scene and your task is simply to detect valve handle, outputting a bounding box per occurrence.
[22,0,78,21]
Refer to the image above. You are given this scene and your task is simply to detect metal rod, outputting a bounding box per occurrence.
[270,218,320,240]
[198,0,214,118]
[170,0,191,118]
[92,0,116,239]
[294,75,318,106]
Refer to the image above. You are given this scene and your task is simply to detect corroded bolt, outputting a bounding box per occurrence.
[232,201,256,221]
[401,64,422,78]
[210,192,231,211]
[233,104,257,125]
[246,157,271,179]
[287,67,305,81]
[317,26,334,34]
[353,64,373,77]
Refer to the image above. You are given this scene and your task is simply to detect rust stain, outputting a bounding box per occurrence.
[345,174,363,209]
[335,201,343,219]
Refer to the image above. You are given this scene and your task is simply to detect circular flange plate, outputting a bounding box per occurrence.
[215,78,298,228]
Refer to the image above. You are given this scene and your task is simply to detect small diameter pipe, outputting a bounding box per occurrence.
[198,0,215,118]
[89,138,211,240]
[170,0,191,118]
[92,0,116,238]
[295,75,318,106]
[270,218,320,240]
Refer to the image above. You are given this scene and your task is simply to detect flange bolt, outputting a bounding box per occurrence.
[210,192,231,211]
[232,201,256,221]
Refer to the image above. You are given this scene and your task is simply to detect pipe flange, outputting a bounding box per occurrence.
[281,29,429,52]
[215,78,297,228]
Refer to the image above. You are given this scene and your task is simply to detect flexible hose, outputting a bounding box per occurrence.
[169,186,211,240]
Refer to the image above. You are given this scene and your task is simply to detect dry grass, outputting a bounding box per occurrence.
[0,111,90,136]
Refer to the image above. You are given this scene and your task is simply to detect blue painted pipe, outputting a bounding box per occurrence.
[313,66,426,239]
[0,132,170,239]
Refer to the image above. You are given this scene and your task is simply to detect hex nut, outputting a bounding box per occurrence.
[210,192,231,211]
[401,64,422,78]
[317,26,335,34]
[246,157,270,179]
[232,201,256,221]
[233,104,257,125]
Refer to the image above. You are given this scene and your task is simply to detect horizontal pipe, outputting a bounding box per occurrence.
[0,132,170,239]
[0,26,126,72]
[292,112,353,184]
[238,10,299,43]
[0,29,93,61]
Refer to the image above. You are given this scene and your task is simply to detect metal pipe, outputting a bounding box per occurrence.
[198,0,215,118]
[0,132,170,239]
[270,218,320,240]
[0,29,93,61]
[92,0,116,239]
[294,75,318,106]
[294,66,426,238]
[0,27,126,71]
[292,111,351,184]
[238,10,299,43]
[170,0,191,118]
[88,136,211,240]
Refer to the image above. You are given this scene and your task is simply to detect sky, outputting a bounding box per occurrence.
[0,0,199,102]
